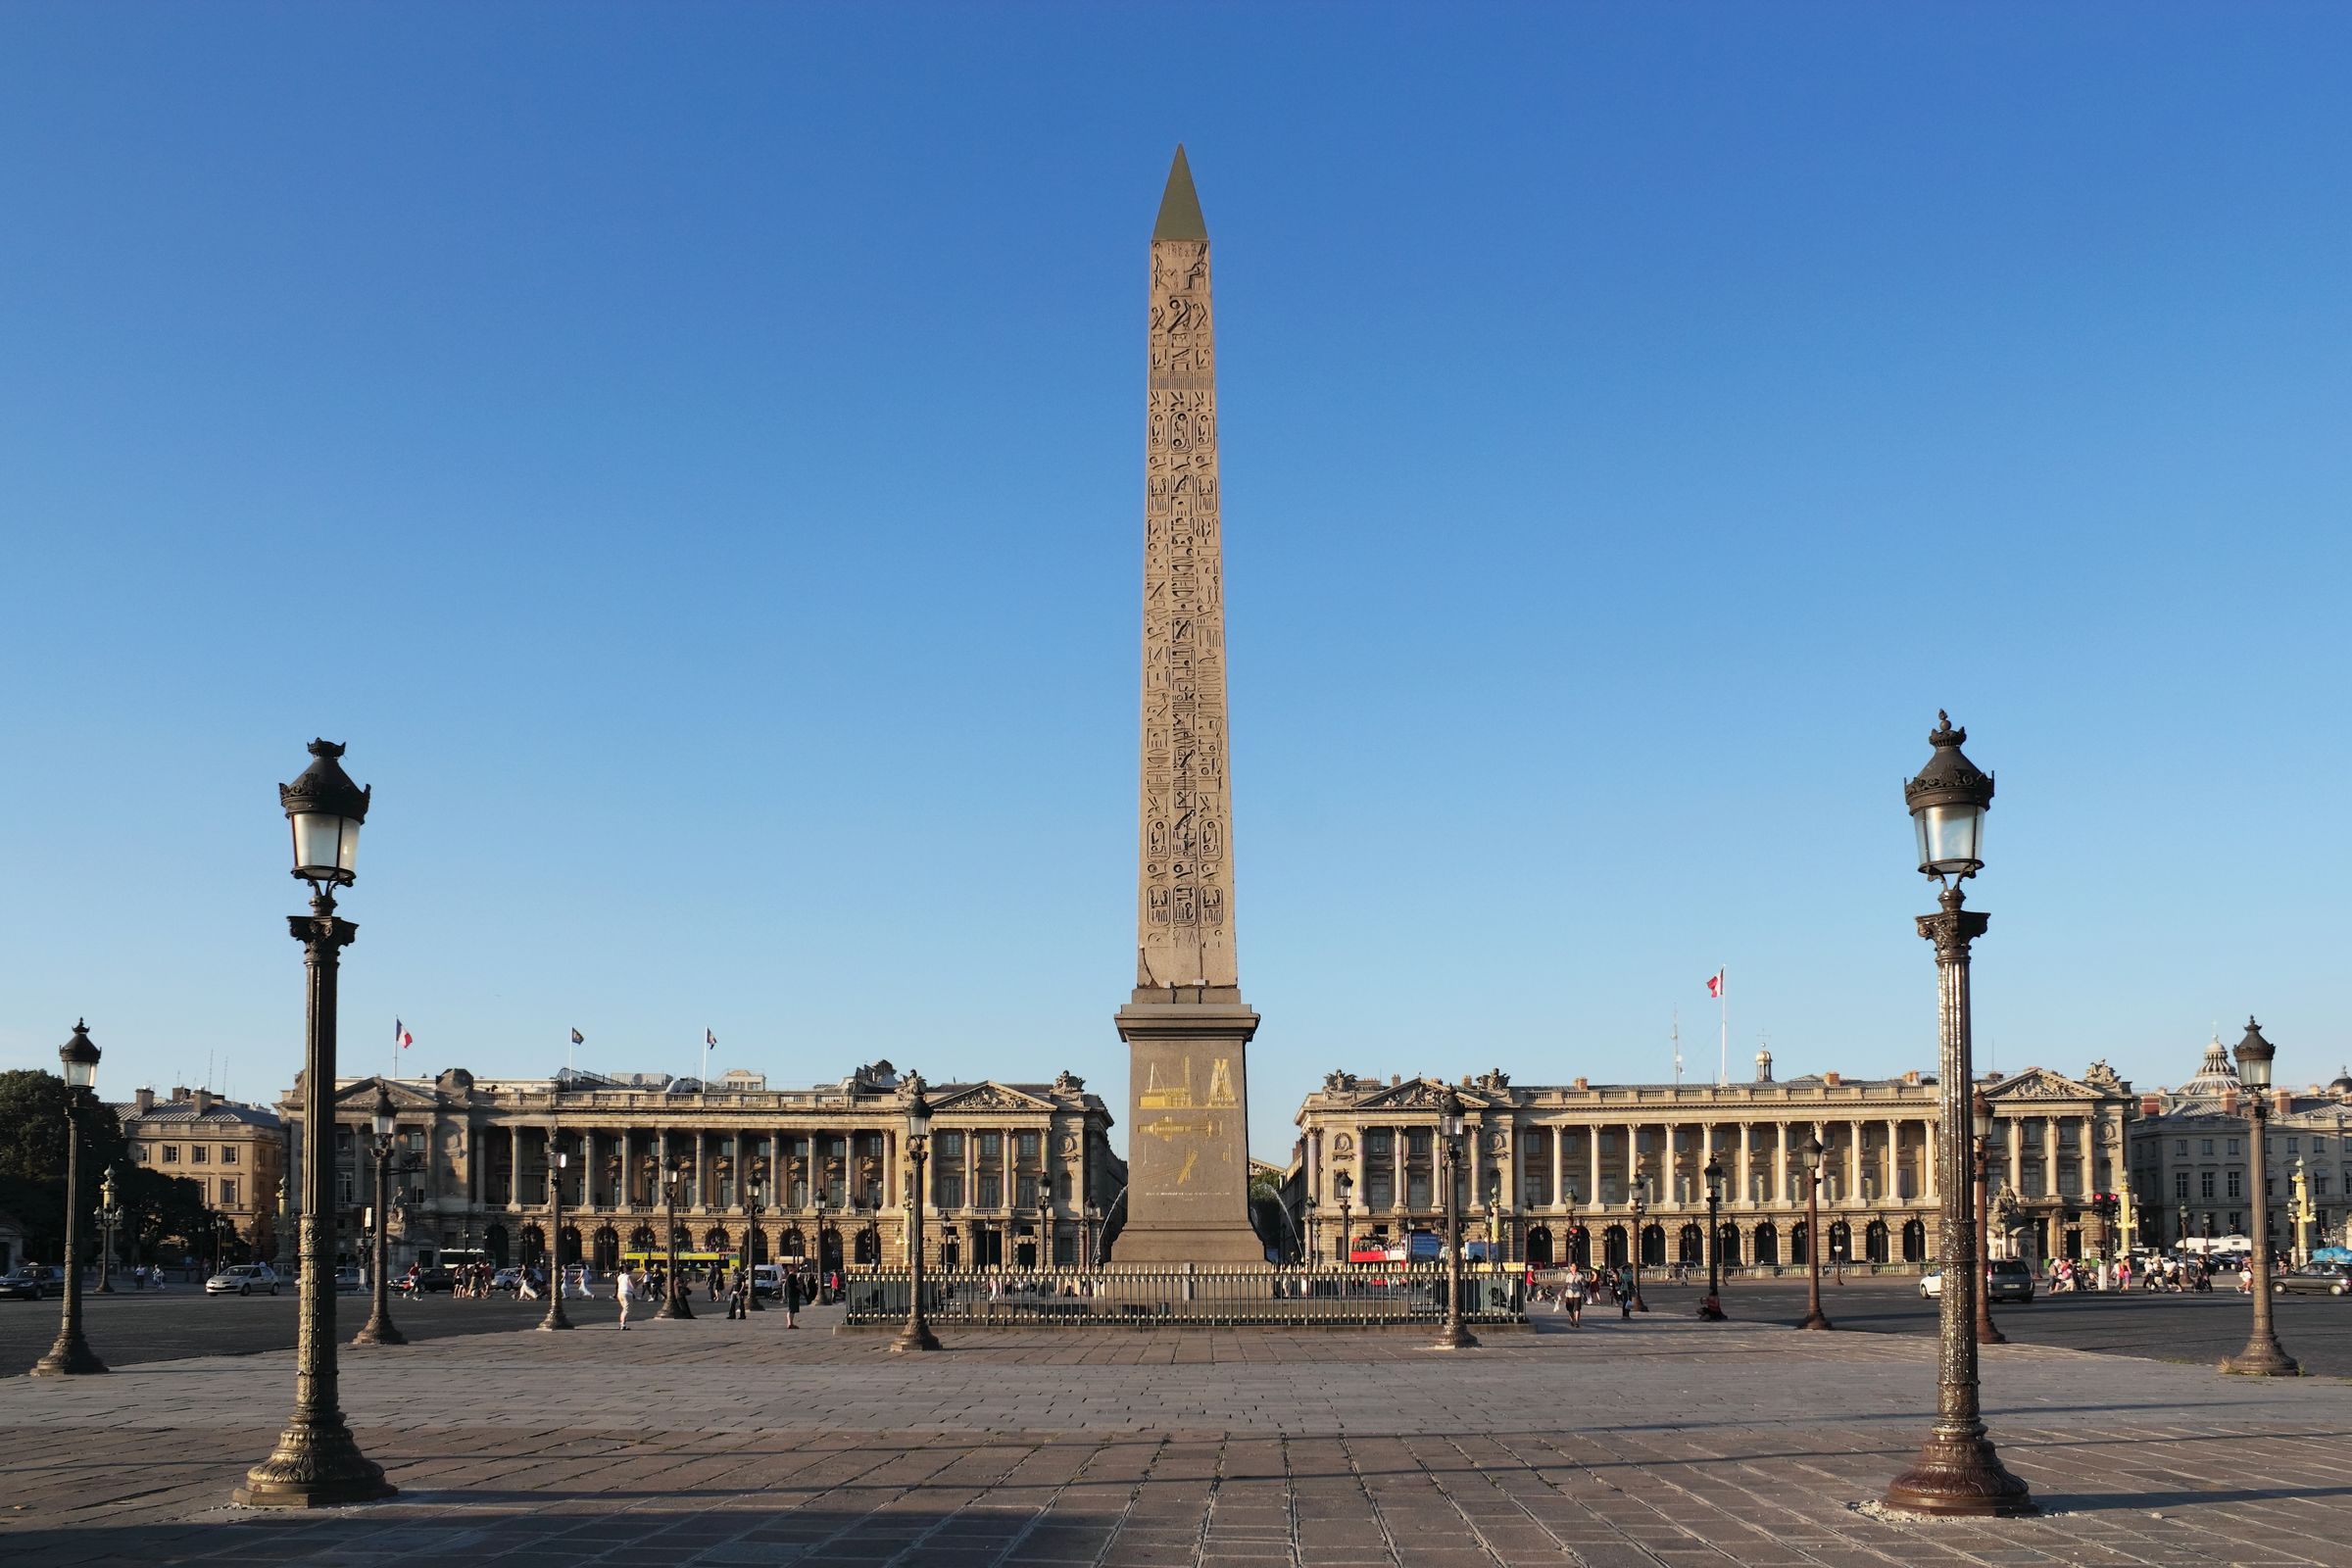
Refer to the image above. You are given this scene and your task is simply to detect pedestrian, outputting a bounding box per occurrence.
[727,1266,749,1320]
[2238,1258,2254,1294]
[616,1264,637,1329]
[1562,1265,1586,1328]
[784,1268,803,1328]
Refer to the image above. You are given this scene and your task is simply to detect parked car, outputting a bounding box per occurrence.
[333,1266,365,1294]
[751,1263,785,1298]
[1919,1259,2035,1303]
[205,1263,281,1297]
[413,1265,456,1293]
[0,1266,50,1300]
[491,1266,525,1294]
[2275,1261,2352,1297]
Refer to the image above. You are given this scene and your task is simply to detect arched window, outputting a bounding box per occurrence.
[1715,1223,1740,1267]
[1678,1224,1702,1264]
[520,1225,546,1266]
[1790,1220,1810,1263]
[559,1225,581,1267]
[1642,1223,1666,1267]
[703,1226,730,1252]
[1752,1222,1779,1266]
[628,1224,657,1253]
[485,1224,511,1268]
[1901,1218,1927,1263]
[1526,1226,1554,1267]
[1603,1225,1628,1268]
[594,1226,620,1271]
[1865,1219,1890,1264]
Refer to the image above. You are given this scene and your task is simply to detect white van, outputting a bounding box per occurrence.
[752,1264,786,1298]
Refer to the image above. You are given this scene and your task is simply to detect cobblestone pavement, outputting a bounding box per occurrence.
[2,1307,2346,1567]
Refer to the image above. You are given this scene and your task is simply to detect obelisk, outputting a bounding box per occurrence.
[1114,147,1265,1265]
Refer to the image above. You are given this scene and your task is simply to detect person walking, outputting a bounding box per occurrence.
[616,1264,638,1330]
[727,1266,749,1321]
[1561,1264,1586,1328]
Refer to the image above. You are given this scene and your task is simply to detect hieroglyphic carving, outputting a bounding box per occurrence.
[1138,216,1237,992]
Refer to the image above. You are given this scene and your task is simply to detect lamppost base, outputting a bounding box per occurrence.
[1633,1295,1648,1313]
[1797,1310,1834,1331]
[1974,1319,2006,1346]
[350,1316,407,1347]
[1431,1322,1480,1350]
[1696,1297,1726,1321]
[29,1332,108,1377]
[1884,1430,2035,1517]
[2221,1340,2300,1377]
[535,1306,573,1332]
[233,1423,397,1509]
[890,1322,943,1352]
[656,1294,694,1320]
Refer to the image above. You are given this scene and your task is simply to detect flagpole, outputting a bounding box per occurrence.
[1671,1009,1682,1088]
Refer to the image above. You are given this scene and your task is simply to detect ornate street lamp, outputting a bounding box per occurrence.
[2222,1018,2297,1376]
[653,1153,694,1320]
[1972,1091,2004,1346]
[1698,1155,1727,1321]
[97,1170,121,1295]
[1335,1170,1353,1267]
[741,1157,767,1311]
[237,740,394,1507]
[1884,714,2033,1517]
[1301,1195,1318,1274]
[1800,1133,1832,1330]
[1433,1090,1478,1349]
[1629,1179,1649,1312]
[1084,1201,1102,1271]
[538,1134,572,1332]
[352,1080,408,1346]
[893,1078,942,1352]
[32,1021,108,1377]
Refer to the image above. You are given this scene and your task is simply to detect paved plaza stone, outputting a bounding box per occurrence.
[2,1307,2347,1567]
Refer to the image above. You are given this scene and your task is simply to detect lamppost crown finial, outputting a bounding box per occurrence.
[1905,712,1994,880]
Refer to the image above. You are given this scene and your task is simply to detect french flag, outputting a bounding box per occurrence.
[396,1018,414,1051]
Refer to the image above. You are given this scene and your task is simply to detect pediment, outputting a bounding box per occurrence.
[332,1078,439,1111]
[1352,1078,1506,1113]
[932,1081,1058,1113]
[1984,1067,2101,1103]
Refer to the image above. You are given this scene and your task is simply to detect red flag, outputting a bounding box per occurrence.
[1705,970,1724,999]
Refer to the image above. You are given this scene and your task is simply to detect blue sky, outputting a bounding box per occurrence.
[3,5,2347,1161]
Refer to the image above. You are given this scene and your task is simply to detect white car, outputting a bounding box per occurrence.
[205,1263,281,1297]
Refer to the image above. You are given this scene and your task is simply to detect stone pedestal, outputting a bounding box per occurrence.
[1115,990,1264,1265]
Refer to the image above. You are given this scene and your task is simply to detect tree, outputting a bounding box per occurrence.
[120,1166,211,1265]
[0,1068,129,1260]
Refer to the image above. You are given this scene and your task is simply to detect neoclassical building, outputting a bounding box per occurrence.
[1286,1054,2135,1271]
[2127,1035,2352,1253]
[281,1060,1124,1276]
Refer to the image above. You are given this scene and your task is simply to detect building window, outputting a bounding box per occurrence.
[2175,1171,2189,1200]
[2313,1137,2328,1154]
[219,1179,238,1207]
[338,1177,354,1205]
[1016,1132,1040,1162]
[220,1145,238,1165]
[978,1174,1002,1207]
[2228,1139,2240,1155]
[2228,1171,2242,1200]
[1015,1176,1040,1209]
[2285,1138,2300,1154]
[132,1145,148,1163]
[2201,1171,2215,1199]
[2176,1140,2187,1155]
[2202,1139,2215,1155]
[162,1145,180,1163]
[190,1145,209,1164]
[979,1133,1001,1159]
[936,1132,962,1158]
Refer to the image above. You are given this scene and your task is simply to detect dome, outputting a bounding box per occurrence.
[2328,1066,2352,1096]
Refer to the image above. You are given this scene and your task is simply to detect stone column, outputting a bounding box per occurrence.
[1587,1129,1601,1208]
[1924,1117,1938,1201]
[1774,1122,1788,1205]
[2077,1117,2093,1200]
[2005,1116,2022,1198]
[1845,1123,1861,1205]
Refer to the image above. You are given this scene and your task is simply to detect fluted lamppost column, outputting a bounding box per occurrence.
[538,1136,572,1331]
[237,739,395,1507]
[655,1154,694,1320]
[1336,1170,1353,1268]
[1800,1135,1833,1329]
[1433,1090,1478,1349]
[893,1080,942,1352]
[1972,1092,2004,1345]
[1698,1155,1727,1321]
[1884,713,2033,1517]
[97,1171,120,1295]
[352,1081,407,1346]
[743,1158,767,1311]
[32,1021,108,1377]
[1630,1180,1649,1312]
[2222,1018,2298,1376]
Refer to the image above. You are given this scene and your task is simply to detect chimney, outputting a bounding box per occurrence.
[171,1085,191,1102]
[193,1089,217,1116]
[1824,1071,1842,1088]
[1902,1069,1921,1086]
[134,1087,156,1117]
[1572,1076,1589,1091]
[2140,1093,2162,1117]
[2274,1089,2292,1115]
[2222,1086,2239,1114]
